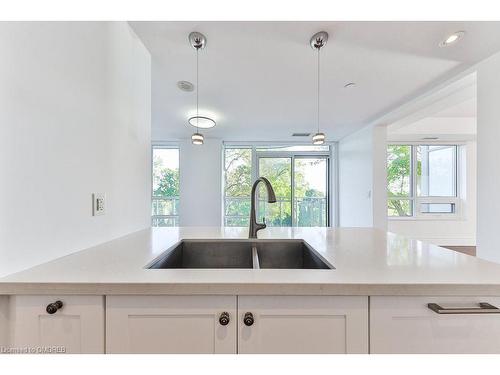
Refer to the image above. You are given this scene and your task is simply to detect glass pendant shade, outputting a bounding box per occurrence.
[312,132,325,145]
[191,132,204,145]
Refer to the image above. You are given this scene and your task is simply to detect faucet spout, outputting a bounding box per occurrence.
[249,177,276,239]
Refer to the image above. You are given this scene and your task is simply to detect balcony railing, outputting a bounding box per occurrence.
[152,196,179,227]
[294,197,328,227]
[224,196,327,227]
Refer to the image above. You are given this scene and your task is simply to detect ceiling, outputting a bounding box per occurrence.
[129,21,500,141]
[433,97,476,118]
[387,75,477,141]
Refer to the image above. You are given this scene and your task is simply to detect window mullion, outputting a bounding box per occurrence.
[412,145,418,218]
[455,146,458,198]
[291,155,296,227]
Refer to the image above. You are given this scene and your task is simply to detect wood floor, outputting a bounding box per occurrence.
[441,246,476,256]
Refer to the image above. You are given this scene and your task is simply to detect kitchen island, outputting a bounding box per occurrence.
[2,227,500,354]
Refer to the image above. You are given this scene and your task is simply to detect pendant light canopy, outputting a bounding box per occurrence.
[310,31,328,145]
[189,31,214,145]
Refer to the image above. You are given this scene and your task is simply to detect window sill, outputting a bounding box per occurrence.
[388,215,464,222]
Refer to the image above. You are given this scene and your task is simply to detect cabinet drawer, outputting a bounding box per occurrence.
[10,295,104,354]
[370,296,500,354]
[106,295,237,354]
[238,296,368,354]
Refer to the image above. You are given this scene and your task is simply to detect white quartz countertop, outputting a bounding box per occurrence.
[2,227,500,296]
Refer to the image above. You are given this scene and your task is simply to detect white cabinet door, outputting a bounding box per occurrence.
[238,296,368,354]
[371,296,500,353]
[106,295,237,354]
[10,295,104,354]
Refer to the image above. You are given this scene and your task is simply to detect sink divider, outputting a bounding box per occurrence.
[252,246,260,269]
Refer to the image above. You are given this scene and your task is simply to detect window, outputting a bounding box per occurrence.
[417,145,456,197]
[223,145,331,227]
[387,144,459,218]
[223,147,252,227]
[387,145,412,217]
[152,146,179,226]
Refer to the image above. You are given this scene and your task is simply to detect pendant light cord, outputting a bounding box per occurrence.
[196,47,199,133]
[317,46,320,134]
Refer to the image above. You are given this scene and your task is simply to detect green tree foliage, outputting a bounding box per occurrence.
[224,149,252,225]
[258,158,293,226]
[152,153,180,225]
[153,154,179,197]
[224,149,252,197]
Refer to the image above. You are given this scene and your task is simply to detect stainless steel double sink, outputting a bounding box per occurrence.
[146,239,334,270]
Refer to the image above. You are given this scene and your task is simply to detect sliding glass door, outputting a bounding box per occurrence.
[294,157,328,227]
[223,145,331,227]
[257,154,329,227]
[257,157,292,226]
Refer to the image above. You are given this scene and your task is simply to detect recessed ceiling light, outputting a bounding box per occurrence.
[344,82,356,88]
[188,116,216,129]
[439,31,465,47]
[177,80,194,92]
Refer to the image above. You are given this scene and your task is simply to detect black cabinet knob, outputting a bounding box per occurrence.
[243,312,254,326]
[219,311,230,326]
[46,300,63,314]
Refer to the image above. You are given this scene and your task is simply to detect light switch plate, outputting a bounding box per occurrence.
[92,193,106,216]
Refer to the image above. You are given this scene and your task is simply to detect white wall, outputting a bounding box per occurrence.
[372,126,388,229]
[338,125,387,228]
[390,117,476,139]
[0,22,151,277]
[476,51,500,262]
[179,138,222,226]
[0,296,7,346]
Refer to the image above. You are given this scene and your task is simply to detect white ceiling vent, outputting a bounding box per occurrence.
[292,132,311,137]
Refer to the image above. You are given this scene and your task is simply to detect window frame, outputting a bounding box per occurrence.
[222,142,336,227]
[387,141,462,221]
[151,142,180,227]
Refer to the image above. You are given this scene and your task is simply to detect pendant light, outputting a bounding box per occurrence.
[310,31,328,145]
[189,32,214,145]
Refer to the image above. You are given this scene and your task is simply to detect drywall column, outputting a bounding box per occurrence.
[179,139,223,226]
[0,22,151,277]
[372,126,388,229]
[476,51,500,263]
[338,125,387,228]
[0,296,8,347]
